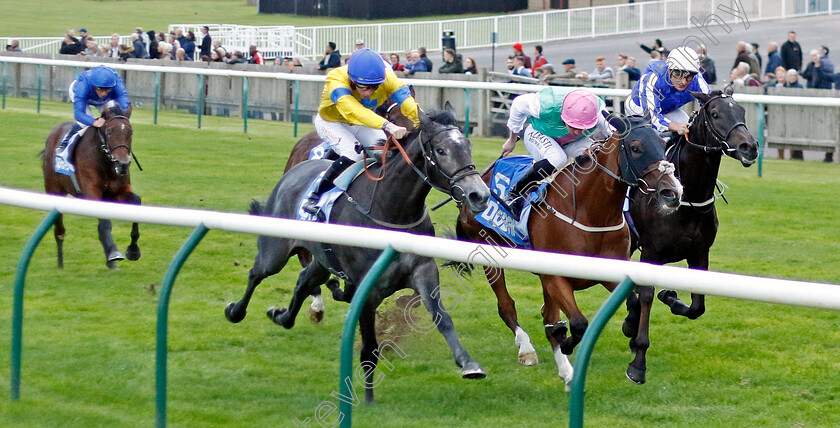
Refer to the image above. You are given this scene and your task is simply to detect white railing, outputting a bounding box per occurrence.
[167,24,297,59]
[2,186,839,309]
[4,0,838,59]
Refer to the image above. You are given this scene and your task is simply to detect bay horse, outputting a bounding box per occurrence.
[622,86,758,383]
[455,114,683,389]
[282,99,418,322]
[43,102,141,270]
[225,109,490,403]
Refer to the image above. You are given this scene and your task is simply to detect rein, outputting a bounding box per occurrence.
[687,93,746,155]
[96,115,139,174]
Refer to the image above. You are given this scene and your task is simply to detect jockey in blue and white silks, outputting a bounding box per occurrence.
[55,65,132,175]
[625,46,710,137]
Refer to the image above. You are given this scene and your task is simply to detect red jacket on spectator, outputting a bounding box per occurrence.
[532,54,547,77]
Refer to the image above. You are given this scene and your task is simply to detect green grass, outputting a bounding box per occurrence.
[1,97,840,427]
[1,0,495,37]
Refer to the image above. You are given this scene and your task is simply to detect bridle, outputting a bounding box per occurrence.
[413,125,480,202]
[685,93,746,155]
[96,115,132,175]
[592,124,676,194]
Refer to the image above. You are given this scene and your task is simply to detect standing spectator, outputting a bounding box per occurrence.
[511,56,531,78]
[580,56,614,80]
[199,26,212,58]
[354,39,365,51]
[696,44,717,84]
[77,28,89,47]
[107,34,121,58]
[6,39,22,52]
[557,59,580,78]
[131,33,149,59]
[801,48,834,89]
[248,45,265,65]
[438,48,463,73]
[175,48,187,61]
[637,38,665,55]
[532,45,547,77]
[745,43,761,75]
[751,42,762,71]
[118,44,135,61]
[784,69,803,88]
[183,31,196,61]
[534,63,555,82]
[83,40,102,57]
[781,30,802,71]
[147,31,159,60]
[773,66,787,87]
[623,56,641,82]
[404,51,428,75]
[463,57,477,75]
[731,62,762,87]
[316,42,341,70]
[60,34,82,55]
[229,51,247,64]
[732,41,751,73]
[175,29,187,49]
[389,53,404,72]
[512,43,531,69]
[765,42,782,75]
[506,56,515,74]
[418,46,433,71]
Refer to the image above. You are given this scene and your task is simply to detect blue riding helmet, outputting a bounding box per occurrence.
[348,48,386,85]
[88,66,118,89]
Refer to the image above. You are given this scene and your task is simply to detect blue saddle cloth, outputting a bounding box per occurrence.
[294,160,371,222]
[474,156,547,248]
[308,141,331,160]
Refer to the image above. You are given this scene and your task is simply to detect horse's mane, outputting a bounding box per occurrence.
[103,101,125,119]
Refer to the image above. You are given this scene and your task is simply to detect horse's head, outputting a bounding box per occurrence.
[100,101,133,176]
[691,85,758,167]
[607,113,683,213]
[376,86,418,131]
[416,108,489,213]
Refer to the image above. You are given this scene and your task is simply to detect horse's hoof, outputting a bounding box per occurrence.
[106,260,119,270]
[125,245,141,261]
[518,351,539,366]
[225,302,245,323]
[626,365,647,385]
[107,250,125,262]
[267,306,291,328]
[461,361,486,379]
[657,289,678,305]
[309,308,324,323]
[686,306,706,320]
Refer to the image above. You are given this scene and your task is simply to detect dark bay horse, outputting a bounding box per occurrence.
[455,114,683,389]
[225,109,490,403]
[282,100,418,322]
[43,102,141,270]
[623,87,758,383]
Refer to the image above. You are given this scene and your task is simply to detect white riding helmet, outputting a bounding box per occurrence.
[666,46,701,74]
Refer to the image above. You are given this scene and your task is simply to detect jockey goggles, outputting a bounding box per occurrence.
[669,69,697,80]
[354,82,380,91]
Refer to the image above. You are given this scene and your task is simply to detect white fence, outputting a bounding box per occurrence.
[3,0,839,59]
[2,186,839,309]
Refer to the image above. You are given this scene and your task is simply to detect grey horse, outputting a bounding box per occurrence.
[225,109,491,403]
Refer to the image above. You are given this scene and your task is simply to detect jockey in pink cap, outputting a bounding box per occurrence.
[501,87,613,216]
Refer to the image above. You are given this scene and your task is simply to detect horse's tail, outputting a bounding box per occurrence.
[440,224,475,274]
[249,199,266,216]
[38,149,45,157]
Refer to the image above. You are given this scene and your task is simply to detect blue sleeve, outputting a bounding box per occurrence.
[638,73,670,132]
[330,87,352,104]
[73,80,96,126]
[390,85,412,105]
[112,77,131,111]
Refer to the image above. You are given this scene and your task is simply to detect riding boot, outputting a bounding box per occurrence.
[302,156,355,217]
[504,159,555,219]
[55,123,83,175]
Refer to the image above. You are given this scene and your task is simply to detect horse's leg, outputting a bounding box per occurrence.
[268,262,330,329]
[54,212,66,269]
[358,300,382,404]
[626,284,655,384]
[656,252,707,320]
[539,275,582,390]
[225,236,291,323]
[485,266,538,366]
[99,219,124,270]
[308,288,325,323]
[125,192,141,261]
[411,262,485,379]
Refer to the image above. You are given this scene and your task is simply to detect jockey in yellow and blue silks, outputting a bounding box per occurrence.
[302,48,421,216]
[55,65,132,175]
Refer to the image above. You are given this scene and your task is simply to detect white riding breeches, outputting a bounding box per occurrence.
[522,125,594,169]
[313,113,386,161]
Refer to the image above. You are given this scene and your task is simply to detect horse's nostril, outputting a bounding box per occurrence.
[659,189,676,201]
[468,192,484,204]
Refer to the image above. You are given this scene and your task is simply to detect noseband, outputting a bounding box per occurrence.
[96,115,132,174]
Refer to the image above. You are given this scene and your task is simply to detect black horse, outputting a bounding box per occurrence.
[225,109,491,403]
[622,86,758,384]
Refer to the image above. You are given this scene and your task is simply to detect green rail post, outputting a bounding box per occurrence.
[338,246,398,428]
[155,224,209,428]
[757,102,765,178]
[464,88,471,136]
[569,276,636,428]
[154,72,160,125]
[293,80,300,138]
[11,209,60,401]
[242,76,248,134]
[36,64,42,113]
[2,62,7,109]
[197,75,204,129]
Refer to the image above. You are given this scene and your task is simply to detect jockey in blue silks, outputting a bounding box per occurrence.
[625,46,710,138]
[54,65,132,175]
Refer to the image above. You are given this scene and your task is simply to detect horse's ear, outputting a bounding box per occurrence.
[418,108,430,128]
[691,91,710,103]
[409,85,416,98]
[605,111,629,136]
[723,84,734,96]
[443,101,455,115]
